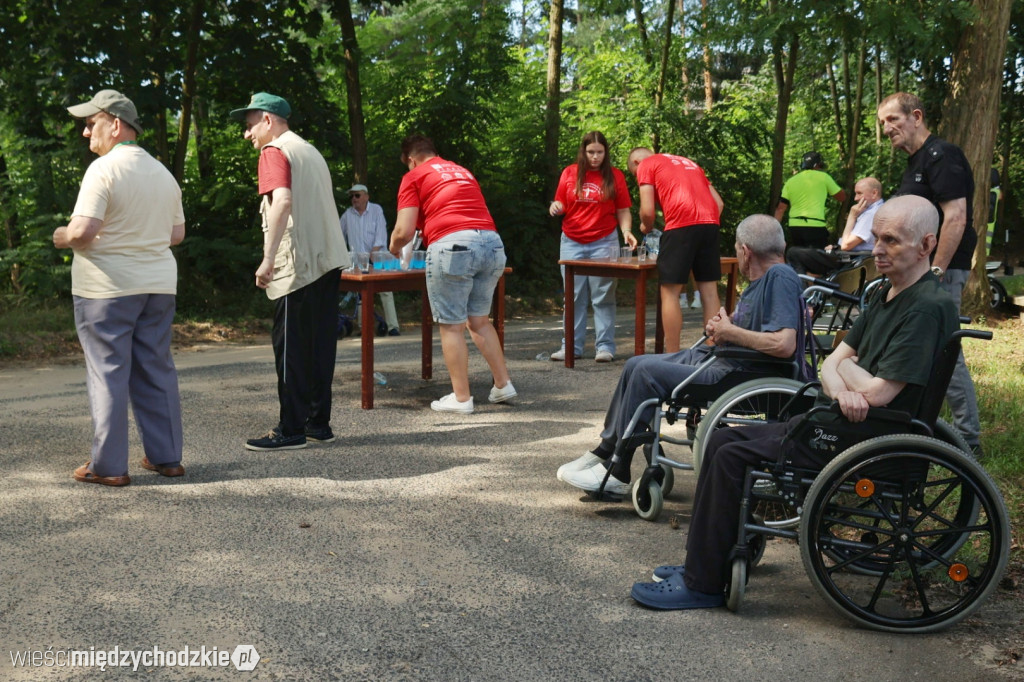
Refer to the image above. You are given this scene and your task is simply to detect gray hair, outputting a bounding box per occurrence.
[736,214,786,257]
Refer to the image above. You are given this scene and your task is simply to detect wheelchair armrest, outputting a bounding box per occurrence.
[710,346,792,364]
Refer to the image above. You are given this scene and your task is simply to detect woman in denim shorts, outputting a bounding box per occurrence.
[390,135,516,414]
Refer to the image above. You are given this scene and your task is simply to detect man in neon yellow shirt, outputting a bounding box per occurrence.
[774,151,847,249]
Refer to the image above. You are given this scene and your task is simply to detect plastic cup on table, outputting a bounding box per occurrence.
[412,250,426,269]
[638,245,648,262]
[620,247,632,261]
[356,252,370,273]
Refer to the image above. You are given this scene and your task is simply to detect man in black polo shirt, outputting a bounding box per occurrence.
[876,92,982,456]
[629,195,959,610]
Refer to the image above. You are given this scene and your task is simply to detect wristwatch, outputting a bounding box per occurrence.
[931,266,944,277]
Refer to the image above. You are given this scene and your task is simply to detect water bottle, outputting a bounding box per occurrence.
[373,371,387,385]
[643,229,661,256]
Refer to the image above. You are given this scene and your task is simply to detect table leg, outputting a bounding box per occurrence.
[655,283,664,354]
[563,265,575,368]
[725,262,738,313]
[421,289,432,381]
[634,270,646,357]
[360,287,375,409]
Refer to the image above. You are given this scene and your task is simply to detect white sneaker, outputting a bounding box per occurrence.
[430,393,474,414]
[556,451,603,482]
[595,349,614,363]
[488,381,517,403]
[691,292,702,309]
[679,294,689,308]
[561,463,631,495]
[550,348,580,361]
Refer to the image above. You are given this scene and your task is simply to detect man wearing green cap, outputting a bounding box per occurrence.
[230,92,350,451]
[55,89,186,486]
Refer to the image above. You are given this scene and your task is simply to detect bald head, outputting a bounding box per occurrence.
[627,147,654,175]
[875,195,938,245]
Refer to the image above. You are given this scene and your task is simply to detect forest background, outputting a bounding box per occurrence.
[0,0,1021,322]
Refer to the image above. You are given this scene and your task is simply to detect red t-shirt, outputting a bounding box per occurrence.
[397,157,496,245]
[635,154,719,231]
[258,146,291,196]
[554,165,632,243]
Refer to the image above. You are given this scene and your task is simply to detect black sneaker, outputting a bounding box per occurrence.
[305,425,336,443]
[245,430,307,451]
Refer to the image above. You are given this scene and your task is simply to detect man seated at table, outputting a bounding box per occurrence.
[629,195,958,609]
[557,214,808,495]
[786,177,884,276]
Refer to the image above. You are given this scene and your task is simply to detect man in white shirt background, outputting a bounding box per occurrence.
[340,184,400,335]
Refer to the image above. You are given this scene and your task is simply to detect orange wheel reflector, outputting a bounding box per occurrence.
[948,563,969,582]
[855,479,875,497]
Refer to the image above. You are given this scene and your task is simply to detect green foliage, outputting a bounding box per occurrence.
[0,0,1019,316]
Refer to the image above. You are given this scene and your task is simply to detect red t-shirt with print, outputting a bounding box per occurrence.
[554,165,632,243]
[397,157,496,245]
[635,153,719,231]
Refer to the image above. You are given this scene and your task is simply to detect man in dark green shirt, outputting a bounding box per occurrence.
[631,194,959,610]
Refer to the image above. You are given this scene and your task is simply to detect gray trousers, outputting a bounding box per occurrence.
[599,347,731,480]
[940,269,982,447]
[73,294,183,477]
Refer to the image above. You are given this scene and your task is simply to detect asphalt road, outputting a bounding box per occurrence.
[1,309,1020,680]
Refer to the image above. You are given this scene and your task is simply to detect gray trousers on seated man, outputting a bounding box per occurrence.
[598,346,733,482]
[73,293,184,477]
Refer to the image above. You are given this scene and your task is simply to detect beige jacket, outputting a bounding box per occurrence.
[261,130,350,299]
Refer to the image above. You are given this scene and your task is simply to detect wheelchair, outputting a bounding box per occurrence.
[596,330,815,522]
[723,329,1010,633]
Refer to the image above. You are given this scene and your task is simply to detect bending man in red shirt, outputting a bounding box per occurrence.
[627,148,724,353]
[390,135,515,415]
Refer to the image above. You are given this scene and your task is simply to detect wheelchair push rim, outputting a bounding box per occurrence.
[799,435,1010,633]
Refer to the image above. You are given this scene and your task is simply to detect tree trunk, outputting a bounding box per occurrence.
[334,0,368,184]
[768,33,799,214]
[633,0,652,65]
[825,59,845,158]
[702,0,713,111]
[653,0,676,152]
[192,97,213,181]
[173,0,205,184]
[940,0,1014,310]
[0,151,22,293]
[544,0,564,200]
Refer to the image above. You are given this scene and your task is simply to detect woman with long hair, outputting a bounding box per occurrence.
[549,131,636,362]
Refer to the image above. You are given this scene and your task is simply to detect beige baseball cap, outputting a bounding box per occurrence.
[67,90,143,134]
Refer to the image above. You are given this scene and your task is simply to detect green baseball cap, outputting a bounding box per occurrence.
[67,89,143,134]
[230,92,291,120]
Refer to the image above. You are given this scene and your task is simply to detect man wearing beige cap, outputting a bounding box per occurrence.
[54,89,186,486]
[230,92,350,451]
[339,183,400,335]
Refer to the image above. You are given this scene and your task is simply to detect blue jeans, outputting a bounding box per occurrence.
[560,232,618,356]
[426,230,506,325]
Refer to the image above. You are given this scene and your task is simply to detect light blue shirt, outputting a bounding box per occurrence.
[339,202,387,253]
[847,198,884,251]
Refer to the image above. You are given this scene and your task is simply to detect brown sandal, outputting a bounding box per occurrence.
[73,463,130,487]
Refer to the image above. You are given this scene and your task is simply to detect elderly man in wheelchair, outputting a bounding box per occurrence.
[557,213,811,497]
[630,195,1009,633]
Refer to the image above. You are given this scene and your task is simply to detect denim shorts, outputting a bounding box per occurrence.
[426,230,506,324]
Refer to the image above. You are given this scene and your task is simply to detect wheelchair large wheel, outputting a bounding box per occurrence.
[828,420,979,577]
[693,378,806,529]
[692,378,805,475]
[800,435,1010,633]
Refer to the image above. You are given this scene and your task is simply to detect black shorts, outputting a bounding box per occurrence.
[788,225,829,249]
[657,224,721,284]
